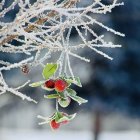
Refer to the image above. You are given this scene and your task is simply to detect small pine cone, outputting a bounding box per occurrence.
[21,64,30,74]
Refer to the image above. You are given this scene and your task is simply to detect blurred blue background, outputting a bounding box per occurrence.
[0,0,140,140]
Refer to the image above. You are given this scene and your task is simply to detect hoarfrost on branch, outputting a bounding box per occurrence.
[0,0,124,102]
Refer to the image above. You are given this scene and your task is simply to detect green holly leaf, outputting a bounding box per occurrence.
[42,63,58,80]
[58,91,67,99]
[67,93,88,105]
[44,94,59,99]
[29,81,45,87]
[66,88,77,96]
[56,113,76,123]
[58,97,71,108]
[65,77,82,87]
[66,88,87,105]
[55,112,64,122]
[41,85,54,91]
[56,116,69,123]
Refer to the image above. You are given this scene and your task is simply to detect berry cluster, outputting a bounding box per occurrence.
[37,111,76,130]
[43,78,72,108]
[29,63,87,130]
[50,112,69,130]
[44,79,68,92]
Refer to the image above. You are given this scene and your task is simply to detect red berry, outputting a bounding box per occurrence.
[55,79,67,92]
[45,79,55,88]
[50,120,60,130]
[61,120,69,125]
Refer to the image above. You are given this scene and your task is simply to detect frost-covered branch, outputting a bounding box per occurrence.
[0,0,124,102]
[0,59,37,103]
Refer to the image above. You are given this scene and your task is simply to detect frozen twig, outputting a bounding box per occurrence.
[0,0,124,102]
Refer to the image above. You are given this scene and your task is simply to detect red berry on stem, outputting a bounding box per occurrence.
[45,79,55,88]
[50,120,60,130]
[61,120,69,125]
[55,79,67,92]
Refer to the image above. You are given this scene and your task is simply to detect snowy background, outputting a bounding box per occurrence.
[0,0,140,140]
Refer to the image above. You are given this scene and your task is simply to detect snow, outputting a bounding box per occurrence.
[100,131,140,140]
[0,130,140,140]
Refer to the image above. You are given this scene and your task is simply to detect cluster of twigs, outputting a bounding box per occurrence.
[0,0,124,103]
